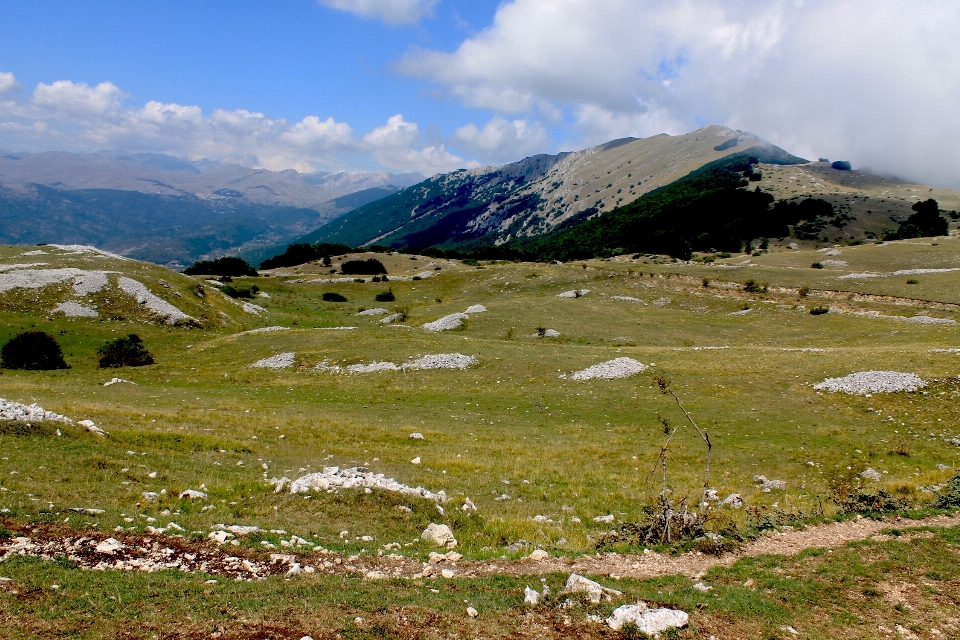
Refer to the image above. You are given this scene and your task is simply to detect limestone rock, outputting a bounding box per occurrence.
[606,603,689,633]
[422,523,457,549]
[563,573,621,603]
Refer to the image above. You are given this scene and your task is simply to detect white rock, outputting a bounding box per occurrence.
[403,353,477,370]
[179,489,208,499]
[78,419,106,437]
[52,301,98,317]
[0,398,73,424]
[103,378,135,386]
[466,606,478,618]
[692,582,713,592]
[380,313,403,324]
[346,361,400,373]
[208,531,233,544]
[814,371,925,395]
[95,538,124,555]
[754,475,786,491]
[524,586,540,605]
[411,457,421,465]
[606,603,688,633]
[563,573,622,603]
[117,276,194,324]
[422,313,469,332]
[422,523,457,548]
[410,432,425,440]
[528,549,549,561]
[861,468,883,481]
[357,308,389,316]
[557,289,590,298]
[250,352,296,369]
[593,514,615,523]
[288,466,446,502]
[571,358,647,381]
[721,493,743,508]
[464,304,487,313]
[141,491,159,501]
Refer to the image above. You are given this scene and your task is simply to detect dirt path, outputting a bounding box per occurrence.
[3,512,959,583]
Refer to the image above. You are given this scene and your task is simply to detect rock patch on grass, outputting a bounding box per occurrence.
[250,353,296,369]
[118,277,194,324]
[52,301,98,317]
[814,371,926,394]
[423,313,469,332]
[557,289,590,298]
[571,358,647,381]
[288,466,447,502]
[0,398,73,423]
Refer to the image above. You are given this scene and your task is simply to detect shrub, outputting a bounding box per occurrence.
[340,258,387,275]
[811,262,824,269]
[97,334,154,368]
[1,331,69,370]
[935,472,960,509]
[831,160,852,171]
[798,285,811,297]
[322,292,347,302]
[810,306,829,315]
[220,284,259,299]
[907,279,919,285]
[743,279,767,293]
[375,289,395,302]
[184,256,258,277]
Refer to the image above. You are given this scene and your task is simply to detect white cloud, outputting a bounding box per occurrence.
[32,80,126,118]
[319,0,439,25]
[0,71,20,96]
[451,115,548,164]
[398,0,960,188]
[0,77,466,175]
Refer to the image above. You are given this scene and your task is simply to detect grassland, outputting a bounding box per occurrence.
[2,241,959,638]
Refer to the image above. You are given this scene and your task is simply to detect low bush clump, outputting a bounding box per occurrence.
[340,258,387,275]
[97,334,154,368]
[184,256,258,277]
[743,279,767,293]
[810,306,829,315]
[221,284,259,299]
[322,292,347,302]
[906,279,919,285]
[375,289,395,302]
[811,262,824,269]
[1,331,69,370]
[935,472,960,509]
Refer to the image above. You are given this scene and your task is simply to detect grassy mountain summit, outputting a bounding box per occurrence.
[305,125,805,251]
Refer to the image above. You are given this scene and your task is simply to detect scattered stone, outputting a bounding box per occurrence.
[611,296,643,303]
[249,352,296,369]
[0,398,73,424]
[95,538,124,555]
[532,515,553,523]
[593,514,615,523]
[563,573,621,603]
[411,457,421,465]
[524,586,540,605]
[557,289,590,298]
[239,326,288,335]
[208,531,233,544]
[755,475,786,492]
[464,304,487,313]
[466,606,478,618]
[571,358,647,381]
[729,308,752,316]
[178,489,208,500]
[357,308,389,316]
[814,371,925,395]
[52,301,98,317]
[606,603,689,633]
[937,464,951,471]
[78,419,106,437]
[692,582,712,592]
[346,361,400,373]
[141,492,159,501]
[410,432,424,440]
[861,468,883,481]
[422,523,457,549]
[289,466,446,502]
[721,493,743,508]
[117,276,194,324]
[403,353,477,370]
[527,549,549,561]
[103,378,135,386]
[422,313,469,332]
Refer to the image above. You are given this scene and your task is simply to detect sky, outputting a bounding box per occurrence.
[1,0,959,187]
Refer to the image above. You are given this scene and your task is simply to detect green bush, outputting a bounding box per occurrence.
[935,472,960,509]
[184,256,258,277]
[907,279,919,285]
[322,292,347,302]
[340,258,387,275]
[743,279,767,293]
[97,334,154,368]
[810,306,829,315]
[375,289,395,302]
[220,284,259,299]
[1,331,69,370]
[811,262,824,269]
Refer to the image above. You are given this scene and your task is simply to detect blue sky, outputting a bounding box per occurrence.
[1,1,959,187]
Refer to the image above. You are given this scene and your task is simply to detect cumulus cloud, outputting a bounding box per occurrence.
[398,0,960,188]
[0,71,20,96]
[451,115,548,165]
[0,78,466,175]
[319,0,439,25]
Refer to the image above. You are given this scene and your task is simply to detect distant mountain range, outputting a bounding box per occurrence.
[0,150,423,267]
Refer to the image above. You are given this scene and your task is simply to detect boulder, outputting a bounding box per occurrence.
[563,573,622,603]
[422,523,457,549]
[606,603,689,633]
[527,549,549,561]
[524,586,540,605]
[861,468,883,481]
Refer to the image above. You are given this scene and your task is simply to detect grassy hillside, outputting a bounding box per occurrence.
[2,240,960,637]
